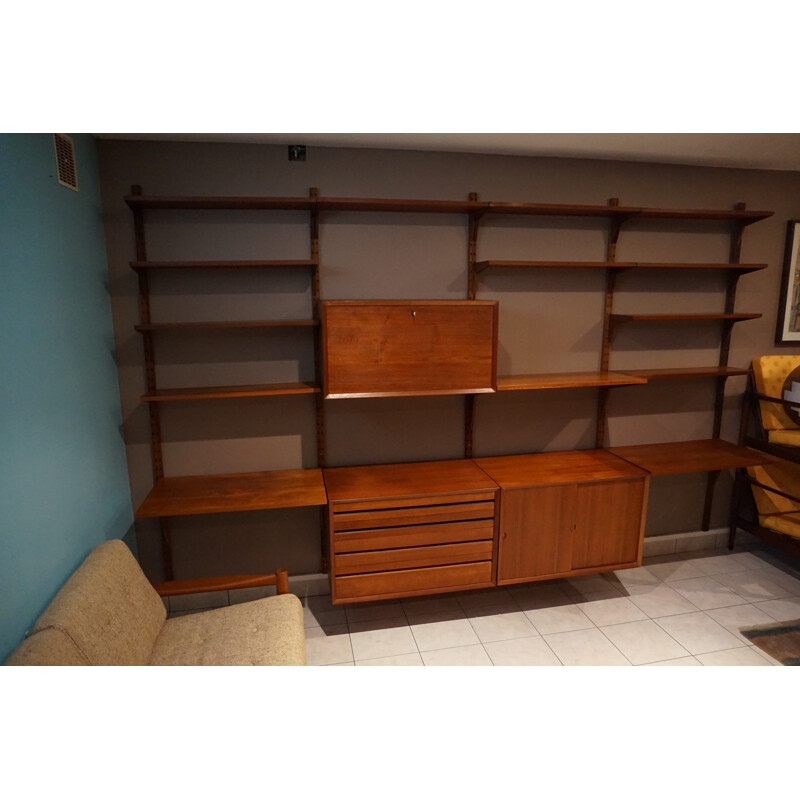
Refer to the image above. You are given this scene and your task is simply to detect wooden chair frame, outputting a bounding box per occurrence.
[152,568,290,598]
[729,375,800,560]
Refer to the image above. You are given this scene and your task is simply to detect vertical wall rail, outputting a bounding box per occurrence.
[596,198,624,448]
[131,184,173,580]
[702,203,748,530]
[308,187,329,571]
[465,193,480,458]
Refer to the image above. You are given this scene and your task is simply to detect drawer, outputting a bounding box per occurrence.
[332,500,494,531]
[334,561,493,601]
[336,540,494,575]
[333,491,496,514]
[334,519,494,553]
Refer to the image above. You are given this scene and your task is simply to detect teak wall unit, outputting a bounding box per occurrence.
[125,188,774,596]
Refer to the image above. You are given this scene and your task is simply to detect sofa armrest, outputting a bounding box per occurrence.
[152,568,290,597]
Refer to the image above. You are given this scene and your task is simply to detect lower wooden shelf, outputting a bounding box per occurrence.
[496,371,647,391]
[135,468,327,518]
[607,439,774,475]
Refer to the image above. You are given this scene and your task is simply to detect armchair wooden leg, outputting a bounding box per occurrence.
[276,567,289,595]
[728,468,744,551]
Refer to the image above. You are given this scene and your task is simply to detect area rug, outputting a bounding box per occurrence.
[740,619,800,665]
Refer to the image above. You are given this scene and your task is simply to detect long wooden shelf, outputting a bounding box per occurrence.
[607,439,774,476]
[610,312,761,324]
[475,260,766,274]
[142,382,320,402]
[621,366,751,380]
[130,260,317,272]
[124,195,316,211]
[123,194,774,224]
[496,371,647,391]
[135,468,327,518]
[135,320,318,332]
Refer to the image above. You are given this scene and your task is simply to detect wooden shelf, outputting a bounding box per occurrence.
[323,459,497,504]
[135,468,327,518]
[496,371,647,391]
[124,194,774,225]
[621,366,751,380]
[607,439,774,476]
[142,382,320,402]
[474,449,647,488]
[135,320,318,332]
[475,260,766,274]
[124,195,316,211]
[130,260,317,272]
[610,312,761,324]
[317,197,487,214]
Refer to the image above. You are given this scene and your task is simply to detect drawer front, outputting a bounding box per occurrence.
[336,540,494,575]
[332,501,494,531]
[333,491,496,514]
[334,519,495,553]
[334,561,493,601]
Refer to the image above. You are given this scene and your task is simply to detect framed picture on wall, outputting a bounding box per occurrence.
[776,220,800,345]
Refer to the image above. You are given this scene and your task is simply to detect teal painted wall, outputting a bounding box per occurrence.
[0,134,133,663]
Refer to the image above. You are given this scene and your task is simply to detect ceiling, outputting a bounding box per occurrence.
[96,132,800,172]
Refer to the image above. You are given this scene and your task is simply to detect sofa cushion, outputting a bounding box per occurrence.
[32,539,166,665]
[5,627,90,666]
[150,594,306,666]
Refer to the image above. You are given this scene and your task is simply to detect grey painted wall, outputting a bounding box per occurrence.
[97,139,800,582]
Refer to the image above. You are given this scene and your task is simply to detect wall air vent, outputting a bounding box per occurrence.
[53,133,78,191]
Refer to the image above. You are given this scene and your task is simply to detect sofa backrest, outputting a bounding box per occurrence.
[5,627,90,666]
[9,539,167,666]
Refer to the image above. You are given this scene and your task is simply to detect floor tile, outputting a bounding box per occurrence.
[600,619,690,665]
[712,570,793,603]
[605,566,660,590]
[752,595,800,622]
[466,609,539,643]
[704,604,776,643]
[641,656,702,666]
[731,551,776,571]
[543,628,630,666]
[355,653,424,666]
[696,647,774,666]
[508,582,571,611]
[344,600,407,624]
[410,614,481,652]
[570,588,625,602]
[421,644,493,666]
[302,595,347,628]
[679,551,752,576]
[348,618,418,662]
[563,573,615,596]
[484,636,562,666]
[750,567,800,596]
[304,624,353,666]
[654,612,743,655]
[627,584,699,618]
[402,595,465,620]
[576,596,648,627]
[524,602,595,635]
[456,588,516,610]
[667,576,747,610]
[326,662,355,666]
[643,557,705,582]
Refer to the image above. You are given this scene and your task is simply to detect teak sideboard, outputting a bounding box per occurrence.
[125,188,775,600]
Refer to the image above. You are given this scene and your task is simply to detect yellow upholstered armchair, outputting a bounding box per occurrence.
[729,356,800,559]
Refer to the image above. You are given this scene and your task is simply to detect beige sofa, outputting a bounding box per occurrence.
[5,539,306,666]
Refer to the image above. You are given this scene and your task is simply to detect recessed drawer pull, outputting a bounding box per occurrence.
[333,501,494,531]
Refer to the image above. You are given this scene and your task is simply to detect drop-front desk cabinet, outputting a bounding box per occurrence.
[323,452,649,604]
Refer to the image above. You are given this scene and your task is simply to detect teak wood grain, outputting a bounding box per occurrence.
[474,449,647,488]
[335,541,494,575]
[496,371,647,391]
[607,439,775,475]
[141,382,319,402]
[333,562,493,601]
[332,501,495,531]
[622,366,751,380]
[322,300,498,398]
[323,459,499,504]
[333,520,495,553]
[135,468,327,517]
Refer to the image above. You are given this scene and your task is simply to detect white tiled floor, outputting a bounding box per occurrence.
[303,545,800,666]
